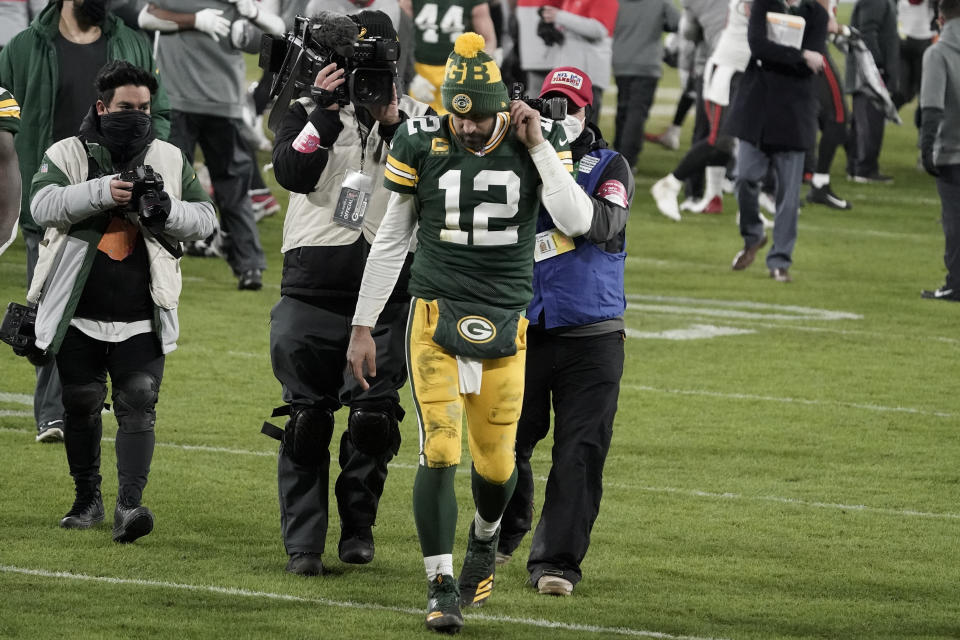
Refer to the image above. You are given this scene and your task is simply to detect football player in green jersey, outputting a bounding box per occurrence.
[399,0,498,114]
[0,85,19,256]
[347,33,591,634]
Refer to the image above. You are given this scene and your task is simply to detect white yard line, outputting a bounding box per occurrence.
[0,565,725,640]
[0,392,33,405]
[1,428,956,521]
[623,383,954,419]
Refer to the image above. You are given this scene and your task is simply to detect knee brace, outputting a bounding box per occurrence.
[112,372,159,434]
[348,406,401,457]
[61,382,107,431]
[282,406,335,467]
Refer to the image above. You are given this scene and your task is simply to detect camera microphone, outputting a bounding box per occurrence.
[310,11,359,58]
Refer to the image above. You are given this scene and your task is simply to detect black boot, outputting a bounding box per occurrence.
[60,488,104,529]
[112,498,154,543]
[338,525,375,564]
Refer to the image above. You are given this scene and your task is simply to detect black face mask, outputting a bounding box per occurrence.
[73,0,107,28]
[100,109,154,162]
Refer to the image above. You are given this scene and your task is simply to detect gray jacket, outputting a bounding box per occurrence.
[921,19,960,166]
[154,0,247,119]
[612,0,681,78]
[846,0,900,91]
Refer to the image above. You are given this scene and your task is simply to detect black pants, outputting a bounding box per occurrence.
[895,36,932,109]
[847,93,886,177]
[613,75,659,169]
[500,327,624,587]
[937,165,960,291]
[806,52,848,175]
[56,327,164,504]
[169,111,266,275]
[269,295,408,555]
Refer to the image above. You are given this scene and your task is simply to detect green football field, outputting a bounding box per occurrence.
[2,56,959,638]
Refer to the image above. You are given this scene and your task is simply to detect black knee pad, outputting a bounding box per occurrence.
[282,406,335,467]
[348,407,401,457]
[113,373,159,434]
[61,382,107,430]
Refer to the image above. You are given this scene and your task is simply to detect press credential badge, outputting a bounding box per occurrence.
[334,169,374,229]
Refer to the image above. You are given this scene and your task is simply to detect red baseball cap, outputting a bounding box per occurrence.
[539,67,593,107]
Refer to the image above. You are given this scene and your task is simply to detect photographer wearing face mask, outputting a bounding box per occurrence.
[264,9,431,577]
[0,0,170,444]
[497,66,633,598]
[27,60,216,543]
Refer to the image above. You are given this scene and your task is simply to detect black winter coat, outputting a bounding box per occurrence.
[728,0,829,151]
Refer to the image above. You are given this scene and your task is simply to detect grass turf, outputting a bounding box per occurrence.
[1,53,958,639]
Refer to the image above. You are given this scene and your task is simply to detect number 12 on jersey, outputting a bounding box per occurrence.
[438,169,520,246]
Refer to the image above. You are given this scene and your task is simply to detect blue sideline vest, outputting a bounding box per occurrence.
[527,148,627,329]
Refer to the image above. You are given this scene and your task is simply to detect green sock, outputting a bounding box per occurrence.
[471,464,518,523]
[413,464,459,557]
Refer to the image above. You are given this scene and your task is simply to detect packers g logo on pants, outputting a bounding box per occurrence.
[457,315,495,343]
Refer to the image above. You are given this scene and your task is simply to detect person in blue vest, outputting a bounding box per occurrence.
[497,66,633,597]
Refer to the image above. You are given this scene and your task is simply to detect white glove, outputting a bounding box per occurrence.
[228,0,259,19]
[409,73,436,104]
[230,19,252,50]
[194,8,231,42]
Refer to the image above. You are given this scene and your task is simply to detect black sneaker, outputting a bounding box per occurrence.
[458,522,498,608]
[112,500,154,543]
[921,286,960,301]
[849,172,893,184]
[425,574,463,634]
[60,489,105,529]
[36,419,64,443]
[338,526,374,564]
[806,184,852,210]
[286,552,324,576]
[237,269,262,291]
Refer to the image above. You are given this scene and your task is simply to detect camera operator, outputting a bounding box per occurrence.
[27,60,216,542]
[265,9,431,577]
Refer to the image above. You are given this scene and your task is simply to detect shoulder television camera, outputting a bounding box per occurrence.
[259,13,399,117]
[117,165,182,258]
[510,82,567,121]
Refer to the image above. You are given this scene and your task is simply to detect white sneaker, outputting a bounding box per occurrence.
[537,575,573,596]
[758,191,777,215]
[495,551,511,566]
[651,174,682,221]
[735,210,774,229]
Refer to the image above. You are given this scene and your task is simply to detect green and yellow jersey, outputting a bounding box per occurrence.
[412,0,485,66]
[0,87,21,136]
[384,113,572,310]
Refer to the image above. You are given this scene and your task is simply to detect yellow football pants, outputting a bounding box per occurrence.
[406,298,527,484]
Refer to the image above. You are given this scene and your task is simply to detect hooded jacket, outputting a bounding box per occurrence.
[920,19,960,167]
[0,2,170,234]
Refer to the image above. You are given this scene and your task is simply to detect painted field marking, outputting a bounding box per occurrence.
[0,565,726,640]
[626,325,755,340]
[0,392,33,405]
[623,383,954,419]
[625,295,861,322]
[1,427,956,521]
